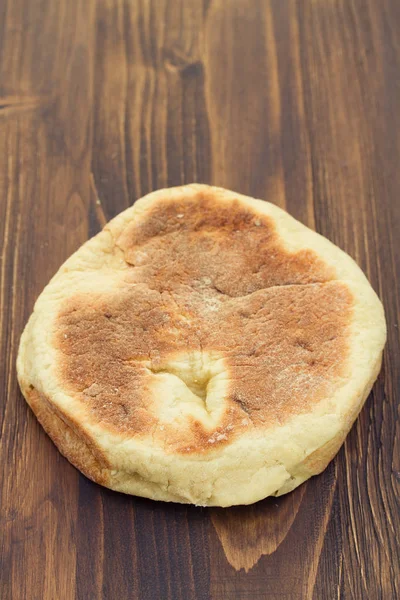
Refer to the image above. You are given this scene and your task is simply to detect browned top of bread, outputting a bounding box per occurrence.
[54,189,353,454]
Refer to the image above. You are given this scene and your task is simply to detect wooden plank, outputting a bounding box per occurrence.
[0,0,399,598]
[0,1,96,599]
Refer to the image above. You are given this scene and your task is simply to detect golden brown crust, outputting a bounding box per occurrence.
[21,381,111,486]
[54,188,354,454]
[299,351,383,477]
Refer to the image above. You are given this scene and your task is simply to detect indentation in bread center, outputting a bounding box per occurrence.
[147,351,228,427]
[150,367,211,403]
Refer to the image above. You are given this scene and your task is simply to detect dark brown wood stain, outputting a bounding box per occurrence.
[0,1,399,598]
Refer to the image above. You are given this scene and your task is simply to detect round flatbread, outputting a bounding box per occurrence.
[17,185,386,506]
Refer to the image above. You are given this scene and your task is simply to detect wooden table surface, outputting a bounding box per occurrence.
[1,1,399,598]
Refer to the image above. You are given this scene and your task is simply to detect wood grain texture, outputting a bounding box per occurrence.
[0,1,399,598]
